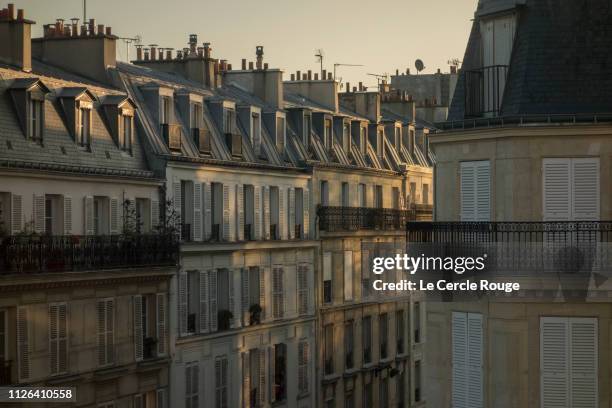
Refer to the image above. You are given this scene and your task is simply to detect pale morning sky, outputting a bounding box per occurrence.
[16,0,477,88]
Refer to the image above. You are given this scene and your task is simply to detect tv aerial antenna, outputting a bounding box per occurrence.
[367,72,389,87]
[315,49,325,78]
[118,35,142,61]
[415,59,425,74]
[333,63,363,83]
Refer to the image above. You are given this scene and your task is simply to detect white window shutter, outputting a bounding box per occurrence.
[133,295,143,362]
[254,186,262,240]
[452,311,469,408]
[272,267,284,319]
[150,198,159,230]
[110,198,120,234]
[263,186,270,240]
[344,251,353,301]
[288,188,295,239]
[223,184,231,241]
[199,271,209,334]
[49,303,67,375]
[467,313,483,408]
[229,269,237,328]
[63,196,72,235]
[460,162,476,221]
[156,293,167,356]
[475,161,490,221]
[173,181,182,237]
[543,158,571,221]
[258,349,266,406]
[17,306,30,380]
[297,264,308,315]
[541,317,569,408]
[260,267,267,322]
[569,318,597,408]
[97,299,114,366]
[204,183,212,240]
[298,340,309,393]
[279,188,286,240]
[303,189,310,239]
[84,196,94,235]
[242,352,250,408]
[237,184,245,241]
[11,193,23,234]
[193,183,202,241]
[241,268,250,326]
[178,272,188,336]
[33,194,45,233]
[209,269,218,332]
[571,158,600,221]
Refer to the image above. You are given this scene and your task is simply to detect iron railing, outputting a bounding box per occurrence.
[0,359,10,385]
[318,205,432,232]
[464,65,509,117]
[0,234,179,274]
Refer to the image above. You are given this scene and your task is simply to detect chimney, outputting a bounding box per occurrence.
[327,72,332,80]
[255,45,263,69]
[290,73,295,81]
[135,44,143,60]
[302,73,307,80]
[263,62,268,70]
[248,61,254,70]
[346,82,350,92]
[307,70,312,80]
[322,69,326,79]
[88,18,95,36]
[144,48,150,60]
[296,70,301,80]
[0,3,34,71]
[314,73,319,80]
[197,47,203,57]
[241,59,246,70]
[227,63,232,70]
[176,49,183,59]
[166,48,172,60]
[358,82,363,91]
[70,18,79,36]
[203,42,211,59]
[450,65,457,74]
[149,44,157,60]
[189,34,197,55]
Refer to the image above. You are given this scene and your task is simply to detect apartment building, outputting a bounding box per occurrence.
[418,0,612,407]
[282,75,433,407]
[0,7,176,407]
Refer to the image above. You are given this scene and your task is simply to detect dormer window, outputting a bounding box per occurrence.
[101,95,136,154]
[409,129,415,154]
[77,104,92,147]
[8,78,50,144]
[160,96,172,126]
[377,129,384,158]
[190,102,202,129]
[324,119,332,149]
[58,87,96,149]
[342,123,351,152]
[223,109,235,134]
[303,113,311,147]
[394,127,401,151]
[359,126,367,155]
[276,116,286,155]
[251,112,261,155]
[121,114,133,152]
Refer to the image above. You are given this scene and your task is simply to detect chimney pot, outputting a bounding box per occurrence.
[97,24,104,35]
[7,3,14,20]
[136,45,143,61]
[189,34,197,54]
[166,48,172,60]
[396,69,399,76]
[106,26,112,36]
[296,70,301,80]
[307,70,312,80]
[302,73,307,80]
[144,48,150,61]
[241,59,247,70]
[16,8,23,20]
[353,86,357,92]
[203,42,211,59]
[255,45,263,69]
[263,62,268,70]
[437,68,441,74]
[80,24,87,36]
[322,69,326,79]
[227,63,232,70]
[290,74,295,81]
[197,47,203,57]
[88,19,95,36]
[176,50,183,59]
[183,47,189,57]
[346,82,350,92]
[314,73,319,80]
[328,72,332,80]
[248,61,254,70]
[359,82,363,91]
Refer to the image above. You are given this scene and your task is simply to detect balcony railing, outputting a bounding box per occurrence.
[318,205,432,232]
[181,223,192,242]
[0,234,179,274]
[0,359,11,385]
[464,65,509,117]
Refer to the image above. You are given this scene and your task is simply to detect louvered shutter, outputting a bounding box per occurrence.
[543,158,571,221]
[263,186,270,240]
[156,293,167,356]
[109,198,119,234]
[134,394,143,408]
[344,251,353,301]
[452,312,469,408]
[193,183,202,241]
[467,313,483,408]
[269,346,276,402]
[460,162,476,221]
[279,188,286,240]
[173,181,182,237]
[84,196,94,235]
[323,252,332,281]
[258,349,266,406]
[571,158,599,221]
[288,188,296,239]
[151,198,159,230]
[242,352,250,408]
[156,388,167,408]
[192,365,200,407]
[209,269,218,332]
[272,267,284,319]
[229,269,237,328]
[475,161,490,221]
[133,295,143,361]
[222,184,231,241]
[541,317,569,408]
[178,272,188,336]
[241,268,250,326]
[49,303,67,375]
[237,184,245,241]
[569,318,597,408]
[97,299,114,366]
[11,194,23,234]
[303,189,310,239]
[63,196,72,234]
[199,270,209,334]
[254,186,262,240]
[298,341,309,393]
[185,365,192,407]
[17,306,30,380]
[297,264,308,315]
[33,194,45,233]
[259,267,267,322]
[204,183,212,240]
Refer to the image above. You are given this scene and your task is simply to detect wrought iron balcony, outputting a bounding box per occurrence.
[0,234,179,274]
[464,65,509,118]
[318,206,432,232]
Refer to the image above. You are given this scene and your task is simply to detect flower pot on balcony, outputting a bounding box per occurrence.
[218,309,233,331]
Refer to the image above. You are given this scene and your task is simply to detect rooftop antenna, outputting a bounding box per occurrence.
[119,35,141,61]
[315,48,325,78]
[367,72,389,87]
[415,59,425,74]
[83,0,86,22]
[333,63,363,81]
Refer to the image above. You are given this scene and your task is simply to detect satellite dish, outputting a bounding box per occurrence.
[415,59,425,73]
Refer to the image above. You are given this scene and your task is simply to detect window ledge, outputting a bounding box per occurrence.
[297,392,310,400]
[322,373,340,384]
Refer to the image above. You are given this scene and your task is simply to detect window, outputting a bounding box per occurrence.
[324,119,332,149]
[121,114,132,152]
[394,126,401,150]
[185,362,199,408]
[345,387,355,408]
[251,113,261,155]
[359,126,367,155]
[543,158,600,221]
[344,320,354,370]
[303,114,311,146]
[363,316,372,365]
[93,197,109,235]
[160,96,171,125]
[415,360,422,402]
[397,370,406,408]
[460,161,490,221]
[211,182,223,240]
[134,294,166,360]
[245,266,262,325]
[298,340,309,394]
[216,269,232,331]
[78,107,91,147]
[452,312,482,407]
[342,123,350,152]
[540,317,597,408]
[276,116,286,154]
[324,324,334,375]
[215,356,229,408]
[28,95,44,141]
[97,299,114,366]
[297,264,309,316]
[223,109,236,134]
[392,187,400,209]
[272,343,287,402]
[49,303,68,375]
[363,379,373,407]
[422,184,429,205]
[409,182,417,205]
[41,194,62,235]
[0,310,6,363]
[190,103,202,129]
[374,185,383,209]
[323,252,332,304]
[414,302,421,343]
[135,198,151,233]
[341,182,349,207]
[377,129,384,158]
[380,313,388,360]
[45,197,53,234]
[272,267,284,319]
[320,181,329,206]
[269,187,279,240]
[186,271,199,333]
[358,183,366,207]
[379,376,389,408]
[245,349,265,407]
[343,250,353,301]
[361,250,372,299]
[295,188,304,238]
[244,185,255,240]
[396,310,405,355]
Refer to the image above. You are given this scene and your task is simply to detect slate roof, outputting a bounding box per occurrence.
[448,0,612,120]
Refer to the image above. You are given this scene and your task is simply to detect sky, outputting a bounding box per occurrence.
[16,0,476,88]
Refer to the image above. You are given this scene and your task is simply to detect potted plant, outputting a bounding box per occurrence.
[217,309,234,331]
[249,304,262,325]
